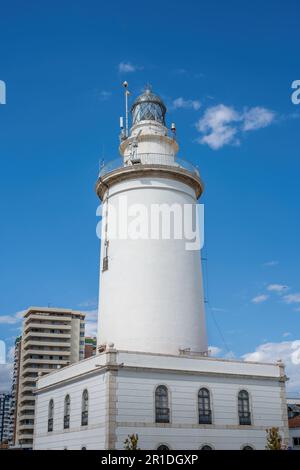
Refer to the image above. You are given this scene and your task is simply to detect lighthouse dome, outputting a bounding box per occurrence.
[131,86,166,126]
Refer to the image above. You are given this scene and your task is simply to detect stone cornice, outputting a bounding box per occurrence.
[95,164,204,201]
[35,362,282,395]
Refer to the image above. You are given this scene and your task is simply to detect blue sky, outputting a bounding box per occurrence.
[0,0,300,392]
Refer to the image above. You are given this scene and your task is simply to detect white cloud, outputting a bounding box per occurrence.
[172,68,204,78]
[171,97,201,111]
[0,345,14,391]
[0,310,25,324]
[243,340,300,391]
[98,90,112,101]
[283,293,300,304]
[267,284,289,294]
[242,107,276,131]
[0,363,12,392]
[172,68,188,75]
[83,309,98,337]
[195,104,240,150]
[224,350,236,359]
[0,315,19,325]
[15,311,25,319]
[283,332,292,338]
[196,104,275,150]
[251,294,269,304]
[263,260,279,267]
[78,299,98,308]
[7,346,15,363]
[209,346,222,357]
[118,61,141,73]
[201,127,237,150]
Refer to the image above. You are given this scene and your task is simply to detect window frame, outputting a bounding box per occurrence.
[238,389,252,426]
[155,385,170,424]
[48,399,54,433]
[241,444,255,450]
[293,437,300,446]
[64,394,70,430]
[200,444,214,450]
[156,444,171,451]
[81,389,89,426]
[198,387,212,425]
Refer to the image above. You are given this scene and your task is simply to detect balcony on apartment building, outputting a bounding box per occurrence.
[23,348,71,357]
[23,331,71,341]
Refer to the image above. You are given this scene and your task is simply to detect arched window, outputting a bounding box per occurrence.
[201,444,213,450]
[242,445,254,450]
[48,399,54,432]
[81,390,88,426]
[238,390,251,425]
[157,444,170,451]
[198,388,212,424]
[155,385,170,423]
[64,395,70,429]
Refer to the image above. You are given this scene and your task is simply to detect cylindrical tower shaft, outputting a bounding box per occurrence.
[96,87,207,356]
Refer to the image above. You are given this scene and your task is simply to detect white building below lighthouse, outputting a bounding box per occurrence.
[33,86,289,450]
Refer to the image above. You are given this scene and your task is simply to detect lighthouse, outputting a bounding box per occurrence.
[96,86,208,356]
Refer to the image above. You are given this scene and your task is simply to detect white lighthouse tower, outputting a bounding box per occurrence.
[96,85,208,356]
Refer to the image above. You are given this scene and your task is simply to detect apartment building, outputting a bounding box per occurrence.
[9,336,21,446]
[0,393,12,444]
[16,307,85,448]
[84,337,97,358]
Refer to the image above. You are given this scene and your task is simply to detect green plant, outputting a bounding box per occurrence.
[265,427,282,450]
[124,433,140,450]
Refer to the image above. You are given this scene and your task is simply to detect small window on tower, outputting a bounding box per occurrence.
[102,256,109,272]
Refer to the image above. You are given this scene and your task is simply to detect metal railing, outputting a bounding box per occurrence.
[98,153,200,178]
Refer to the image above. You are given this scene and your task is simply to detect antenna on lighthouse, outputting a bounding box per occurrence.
[122,81,130,137]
